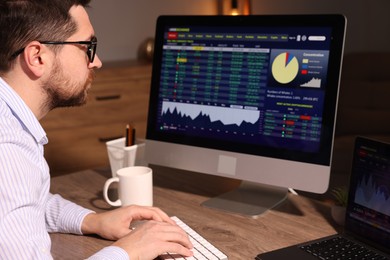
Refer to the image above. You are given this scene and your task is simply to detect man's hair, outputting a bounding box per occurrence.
[0,0,91,72]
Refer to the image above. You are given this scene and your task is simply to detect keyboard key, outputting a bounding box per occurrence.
[300,236,389,260]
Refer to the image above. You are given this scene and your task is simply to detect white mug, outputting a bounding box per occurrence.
[103,166,153,207]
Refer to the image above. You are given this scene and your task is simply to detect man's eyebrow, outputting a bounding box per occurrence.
[82,34,95,41]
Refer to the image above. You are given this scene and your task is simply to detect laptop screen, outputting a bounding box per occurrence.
[346,137,390,252]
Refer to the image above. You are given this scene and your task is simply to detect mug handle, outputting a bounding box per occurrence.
[103,177,122,207]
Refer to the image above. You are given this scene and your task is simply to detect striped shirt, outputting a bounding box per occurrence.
[0,77,128,259]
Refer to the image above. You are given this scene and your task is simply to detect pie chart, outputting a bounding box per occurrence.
[271,52,299,84]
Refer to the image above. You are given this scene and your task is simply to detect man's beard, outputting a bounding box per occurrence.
[42,61,95,111]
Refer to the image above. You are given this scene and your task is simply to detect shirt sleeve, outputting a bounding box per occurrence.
[46,195,130,260]
[45,193,94,234]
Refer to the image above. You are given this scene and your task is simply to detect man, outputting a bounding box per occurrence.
[0,0,193,259]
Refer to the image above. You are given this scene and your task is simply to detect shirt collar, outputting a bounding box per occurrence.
[0,77,48,145]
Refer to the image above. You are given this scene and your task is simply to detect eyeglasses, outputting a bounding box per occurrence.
[10,36,97,63]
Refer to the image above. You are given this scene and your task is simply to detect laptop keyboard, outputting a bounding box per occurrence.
[159,216,228,260]
[300,236,389,260]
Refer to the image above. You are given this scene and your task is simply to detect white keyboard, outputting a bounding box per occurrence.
[159,216,228,260]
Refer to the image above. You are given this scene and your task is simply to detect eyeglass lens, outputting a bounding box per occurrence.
[88,37,97,63]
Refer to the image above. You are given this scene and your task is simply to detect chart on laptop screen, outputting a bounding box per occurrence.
[352,143,390,226]
[345,139,390,250]
[156,25,332,153]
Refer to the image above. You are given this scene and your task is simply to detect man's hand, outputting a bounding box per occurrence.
[114,220,193,259]
[81,205,193,259]
[82,205,174,239]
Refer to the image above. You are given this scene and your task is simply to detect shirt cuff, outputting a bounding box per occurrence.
[46,193,95,234]
[87,246,129,260]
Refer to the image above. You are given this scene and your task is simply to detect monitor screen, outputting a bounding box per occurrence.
[146,14,346,216]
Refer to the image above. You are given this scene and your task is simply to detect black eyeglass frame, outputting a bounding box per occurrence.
[10,36,97,63]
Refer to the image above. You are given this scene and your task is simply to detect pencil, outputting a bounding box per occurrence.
[125,124,132,147]
[125,124,136,146]
[131,127,136,146]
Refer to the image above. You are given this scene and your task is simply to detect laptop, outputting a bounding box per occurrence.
[256,136,390,259]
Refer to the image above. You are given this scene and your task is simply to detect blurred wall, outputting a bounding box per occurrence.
[88,0,390,62]
[87,0,217,62]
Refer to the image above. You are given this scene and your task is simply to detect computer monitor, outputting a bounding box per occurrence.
[145,14,346,216]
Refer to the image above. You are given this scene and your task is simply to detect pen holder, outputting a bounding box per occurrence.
[106,137,146,177]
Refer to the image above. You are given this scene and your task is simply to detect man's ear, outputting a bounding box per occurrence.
[22,41,50,78]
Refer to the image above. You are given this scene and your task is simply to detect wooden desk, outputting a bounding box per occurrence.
[50,166,339,259]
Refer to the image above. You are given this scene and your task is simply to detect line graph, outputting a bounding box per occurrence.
[161,101,260,127]
[354,174,390,216]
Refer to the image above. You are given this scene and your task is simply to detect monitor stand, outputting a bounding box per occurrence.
[201,181,288,217]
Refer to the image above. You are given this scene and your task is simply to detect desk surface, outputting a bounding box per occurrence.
[50,166,339,259]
